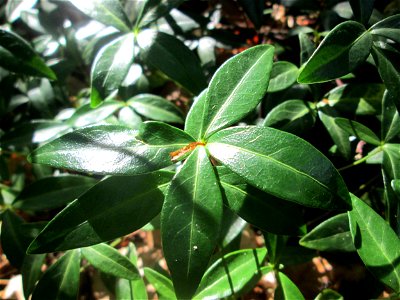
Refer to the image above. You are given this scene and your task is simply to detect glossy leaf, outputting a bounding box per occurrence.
[315,288,344,300]
[137,0,185,28]
[267,61,299,93]
[382,91,400,142]
[144,268,176,300]
[348,194,400,292]
[276,271,305,300]
[118,106,143,128]
[21,254,46,298]
[31,250,81,300]
[370,14,400,44]
[184,89,207,140]
[69,0,131,32]
[90,33,135,107]
[194,248,267,299]
[28,125,183,175]
[300,213,355,252]
[27,171,173,253]
[128,94,184,124]
[335,118,381,146]
[207,126,350,209]
[349,0,375,25]
[161,147,223,299]
[13,175,97,212]
[137,121,195,146]
[298,21,372,83]
[82,243,139,280]
[0,29,56,79]
[6,0,38,23]
[217,166,305,235]
[138,30,206,95]
[202,45,274,138]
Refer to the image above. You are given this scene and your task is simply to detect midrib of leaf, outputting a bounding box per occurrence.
[203,49,271,137]
[96,2,130,32]
[384,114,399,141]
[302,232,351,245]
[56,251,77,299]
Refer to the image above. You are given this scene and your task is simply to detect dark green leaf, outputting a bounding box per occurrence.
[27,171,173,253]
[370,14,400,44]
[299,32,316,66]
[263,232,288,266]
[298,21,372,83]
[144,268,176,300]
[348,194,400,292]
[32,250,81,300]
[383,143,400,179]
[128,94,184,123]
[382,91,400,142]
[82,243,139,280]
[349,0,375,25]
[69,0,131,32]
[91,33,135,107]
[137,0,185,28]
[315,288,344,300]
[0,29,56,79]
[161,147,223,299]
[207,126,350,209]
[28,125,182,175]
[194,248,267,299]
[267,61,299,93]
[237,0,264,29]
[335,118,381,146]
[6,0,38,23]
[13,175,97,212]
[21,254,46,298]
[300,213,355,252]
[138,30,206,95]
[137,121,194,145]
[202,45,274,138]
[184,89,207,140]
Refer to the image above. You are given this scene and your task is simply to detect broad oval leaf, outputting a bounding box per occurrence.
[144,268,176,300]
[161,147,223,299]
[335,118,381,146]
[0,29,56,79]
[276,271,305,300]
[69,0,131,32]
[27,171,173,253]
[207,126,350,209]
[28,125,183,175]
[300,213,355,252]
[81,243,139,280]
[194,248,267,299]
[184,89,207,140]
[348,194,400,292]
[202,45,274,138]
[370,14,400,44]
[90,33,135,107]
[267,61,299,93]
[31,250,81,300]
[298,21,372,83]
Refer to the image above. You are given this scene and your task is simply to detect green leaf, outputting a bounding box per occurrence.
[382,90,400,142]
[217,166,305,235]
[82,243,139,280]
[349,0,375,25]
[275,271,305,300]
[184,89,207,140]
[90,33,135,107]
[118,106,143,128]
[263,232,287,265]
[263,99,316,134]
[21,254,46,299]
[28,125,182,175]
[69,0,131,32]
[267,61,299,93]
[144,268,176,300]
[137,121,195,145]
[300,213,355,252]
[383,143,400,179]
[6,0,38,23]
[138,30,206,95]
[0,29,56,79]
[194,248,267,299]
[348,194,400,292]
[202,45,274,138]
[32,250,81,300]
[13,175,97,212]
[161,147,223,299]
[298,21,372,83]
[207,126,350,210]
[299,32,316,66]
[335,118,381,146]
[128,94,184,124]
[27,171,173,253]
[370,14,400,44]
[137,0,186,28]
[315,288,344,300]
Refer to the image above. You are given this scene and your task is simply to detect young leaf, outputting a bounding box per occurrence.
[348,194,400,292]
[31,250,81,300]
[13,175,97,212]
[349,0,375,25]
[27,171,173,253]
[128,94,184,124]
[275,271,305,300]
[81,243,139,280]
[90,33,135,107]
[144,268,176,300]
[0,29,56,80]
[28,125,182,175]
[267,61,299,93]
[184,89,207,140]
[161,147,223,299]
[298,21,372,83]
[382,90,400,142]
[207,126,350,210]
[138,30,206,95]
[300,213,355,252]
[69,0,131,32]
[202,45,274,138]
[21,254,46,298]
[194,248,267,299]
[335,118,381,146]
[370,14,400,44]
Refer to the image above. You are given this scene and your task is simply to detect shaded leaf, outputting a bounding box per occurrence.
[267,61,299,93]
[21,254,46,298]
[137,121,194,146]
[138,0,186,28]
[299,32,316,66]
[237,0,264,29]
[144,268,176,300]
[335,118,381,146]
[382,90,400,142]
[349,0,375,25]
[383,143,400,179]
[370,14,400,44]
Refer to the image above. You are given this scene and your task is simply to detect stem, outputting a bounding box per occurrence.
[338,146,383,171]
